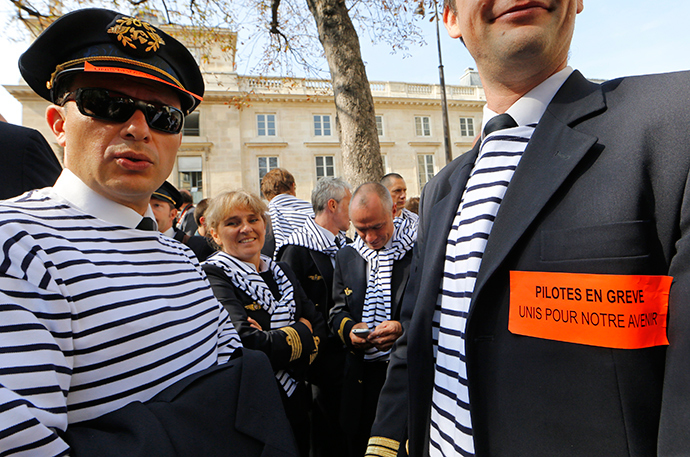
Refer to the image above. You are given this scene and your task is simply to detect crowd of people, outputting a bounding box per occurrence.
[3,1,690,456]
[164,168,420,457]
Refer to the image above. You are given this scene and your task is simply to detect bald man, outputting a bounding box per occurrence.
[329,182,415,457]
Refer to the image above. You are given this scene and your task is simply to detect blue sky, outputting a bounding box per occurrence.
[2,1,689,124]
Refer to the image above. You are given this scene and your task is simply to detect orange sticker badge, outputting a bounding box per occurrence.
[509,271,672,349]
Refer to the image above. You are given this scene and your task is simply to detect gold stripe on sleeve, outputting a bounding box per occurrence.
[279,326,302,362]
[365,436,400,457]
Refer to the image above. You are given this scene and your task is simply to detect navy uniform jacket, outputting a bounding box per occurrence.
[371,70,690,457]
[64,348,299,457]
[203,261,327,380]
[0,122,61,199]
[278,244,336,323]
[278,244,347,383]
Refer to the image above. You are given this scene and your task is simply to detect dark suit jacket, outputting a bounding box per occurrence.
[372,70,690,457]
[278,243,347,387]
[203,261,327,380]
[0,122,62,199]
[278,244,336,324]
[64,348,298,457]
[173,229,216,262]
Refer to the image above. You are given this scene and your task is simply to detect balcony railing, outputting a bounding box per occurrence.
[237,76,485,101]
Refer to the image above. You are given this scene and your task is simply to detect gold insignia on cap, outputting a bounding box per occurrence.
[108,16,165,53]
[244,302,261,311]
[344,288,352,296]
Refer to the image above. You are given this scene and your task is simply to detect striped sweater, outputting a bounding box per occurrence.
[0,189,242,456]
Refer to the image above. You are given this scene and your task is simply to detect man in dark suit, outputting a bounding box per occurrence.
[277,176,352,457]
[0,121,62,199]
[330,183,414,457]
[368,1,690,457]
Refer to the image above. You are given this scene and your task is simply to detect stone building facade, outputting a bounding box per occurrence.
[5,24,486,202]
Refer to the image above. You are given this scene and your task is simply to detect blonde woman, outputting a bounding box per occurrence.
[202,190,325,456]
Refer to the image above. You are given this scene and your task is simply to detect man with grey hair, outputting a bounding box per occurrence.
[329,182,415,457]
[278,176,352,457]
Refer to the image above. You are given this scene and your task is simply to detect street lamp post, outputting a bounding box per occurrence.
[417,0,453,164]
[434,0,453,164]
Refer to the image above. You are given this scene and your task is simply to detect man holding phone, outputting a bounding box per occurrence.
[329,183,415,457]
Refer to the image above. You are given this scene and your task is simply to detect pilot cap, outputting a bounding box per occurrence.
[19,8,204,114]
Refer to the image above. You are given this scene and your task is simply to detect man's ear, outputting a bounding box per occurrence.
[443,4,462,39]
[328,198,338,212]
[171,208,179,220]
[46,105,67,147]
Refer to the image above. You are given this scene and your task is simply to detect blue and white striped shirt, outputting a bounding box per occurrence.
[0,172,242,456]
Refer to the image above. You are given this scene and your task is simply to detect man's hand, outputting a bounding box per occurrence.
[350,322,373,349]
[368,320,403,351]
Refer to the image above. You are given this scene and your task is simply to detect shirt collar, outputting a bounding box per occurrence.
[315,221,337,243]
[52,169,158,230]
[482,66,574,131]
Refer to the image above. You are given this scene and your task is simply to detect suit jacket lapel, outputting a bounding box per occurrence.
[414,145,479,328]
[472,71,605,301]
[346,251,368,319]
[391,252,412,318]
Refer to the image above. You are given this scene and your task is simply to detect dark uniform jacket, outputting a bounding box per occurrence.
[64,348,298,457]
[173,228,215,262]
[278,244,345,383]
[203,261,327,380]
[330,245,412,402]
[371,70,690,457]
[0,122,62,199]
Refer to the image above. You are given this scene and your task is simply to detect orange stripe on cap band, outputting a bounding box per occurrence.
[84,61,203,102]
[509,271,671,349]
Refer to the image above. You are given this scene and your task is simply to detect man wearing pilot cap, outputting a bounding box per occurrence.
[0,8,296,456]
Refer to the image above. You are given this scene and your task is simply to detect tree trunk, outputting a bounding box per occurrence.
[305,0,384,188]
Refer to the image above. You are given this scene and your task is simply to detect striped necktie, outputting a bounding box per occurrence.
[429,114,534,457]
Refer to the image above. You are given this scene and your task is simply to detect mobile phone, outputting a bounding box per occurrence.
[352,327,370,337]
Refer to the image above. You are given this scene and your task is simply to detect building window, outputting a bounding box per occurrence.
[178,156,203,203]
[459,117,475,137]
[314,115,332,136]
[415,116,431,137]
[183,112,200,136]
[257,114,276,136]
[315,156,335,179]
[259,156,279,189]
[376,115,384,136]
[417,154,435,189]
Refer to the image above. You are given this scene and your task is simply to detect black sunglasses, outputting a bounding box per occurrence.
[59,88,185,134]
